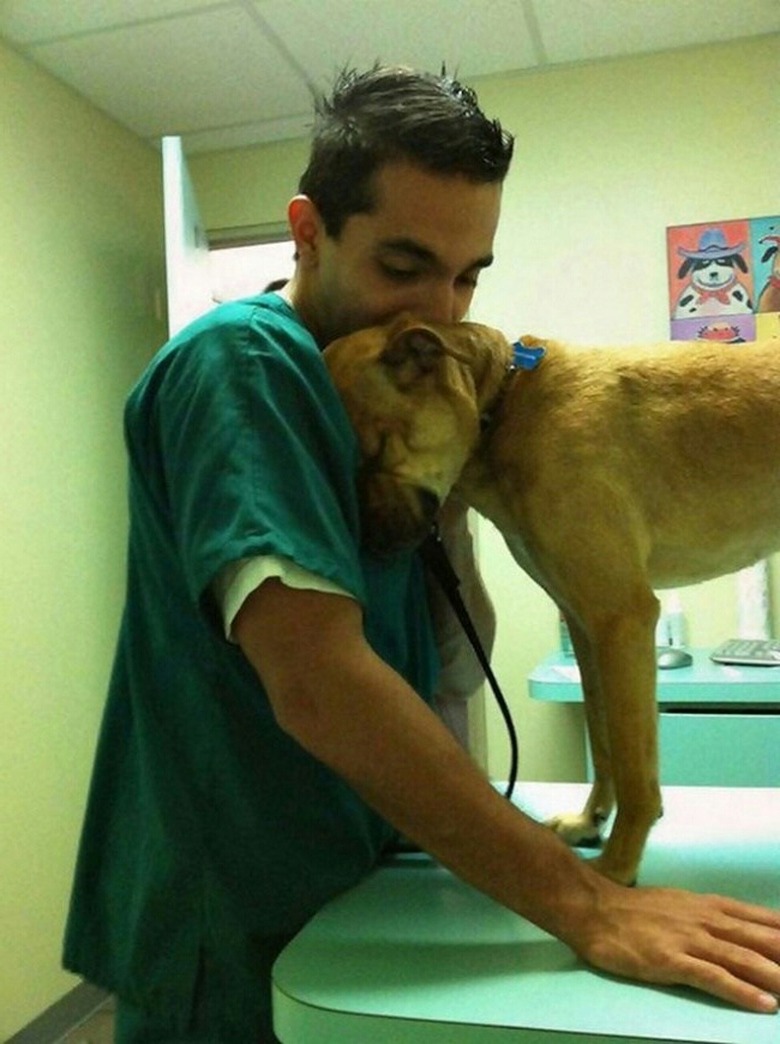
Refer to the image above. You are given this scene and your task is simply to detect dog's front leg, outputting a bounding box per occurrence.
[547,613,615,847]
[586,592,662,886]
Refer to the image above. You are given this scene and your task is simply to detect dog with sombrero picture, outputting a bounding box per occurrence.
[673,227,753,318]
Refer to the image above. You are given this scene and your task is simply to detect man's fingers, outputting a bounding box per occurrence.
[579,886,780,1013]
[688,897,780,1011]
[682,952,778,1014]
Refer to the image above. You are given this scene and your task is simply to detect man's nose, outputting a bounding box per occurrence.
[411,282,459,324]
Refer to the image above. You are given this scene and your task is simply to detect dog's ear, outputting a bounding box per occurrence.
[734,254,748,273]
[380,325,446,390]
[677,258,693,280]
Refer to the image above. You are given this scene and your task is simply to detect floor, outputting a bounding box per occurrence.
[58,998,115,1044]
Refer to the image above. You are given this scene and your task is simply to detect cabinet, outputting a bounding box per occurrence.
[528,649,780,786]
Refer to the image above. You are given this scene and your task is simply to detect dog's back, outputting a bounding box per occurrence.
[464,336,780,590]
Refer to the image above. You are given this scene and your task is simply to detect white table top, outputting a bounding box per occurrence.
[273,783,779,1044]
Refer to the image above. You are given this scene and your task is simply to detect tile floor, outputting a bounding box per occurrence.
[58,998,115,1044]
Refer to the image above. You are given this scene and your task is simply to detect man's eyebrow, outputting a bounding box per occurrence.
[380,237,494,271]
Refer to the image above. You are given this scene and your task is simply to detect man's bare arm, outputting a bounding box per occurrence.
[235,581,780,1014]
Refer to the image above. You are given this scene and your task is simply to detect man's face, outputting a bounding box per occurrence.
[291,160,502,346]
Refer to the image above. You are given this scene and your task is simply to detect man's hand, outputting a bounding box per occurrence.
[571,881,780,1014]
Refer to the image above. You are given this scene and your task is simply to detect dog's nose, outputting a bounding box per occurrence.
[358,478,441,556]
[418,488,441,519]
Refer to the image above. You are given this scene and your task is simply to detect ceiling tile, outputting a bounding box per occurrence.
[0,0,224,44]
[179,113,313,153]
[253,0,540,94]
[26,5,311,137]
[1,0,776,151]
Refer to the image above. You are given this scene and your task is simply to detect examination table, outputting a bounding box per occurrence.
[273,782,779,1043]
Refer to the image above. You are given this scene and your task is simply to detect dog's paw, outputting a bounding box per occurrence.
[588,854,637,887]
[546,812,603,848]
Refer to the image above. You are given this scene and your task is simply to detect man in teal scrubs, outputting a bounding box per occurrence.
[64,66,780,1042]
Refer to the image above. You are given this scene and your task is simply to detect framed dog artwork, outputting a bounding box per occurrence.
[667,214,780,344]
[666,215,780,639]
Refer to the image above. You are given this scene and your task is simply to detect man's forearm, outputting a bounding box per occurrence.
[237,579,600,945]
[236,580,780,1014]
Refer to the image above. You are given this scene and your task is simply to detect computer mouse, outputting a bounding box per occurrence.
[657,647,693,670]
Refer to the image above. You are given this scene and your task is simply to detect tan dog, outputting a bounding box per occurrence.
[324,313,780,886]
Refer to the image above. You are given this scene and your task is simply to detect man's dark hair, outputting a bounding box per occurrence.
[299,65,515,238]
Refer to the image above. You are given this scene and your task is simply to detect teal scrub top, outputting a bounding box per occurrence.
[63,295,439,1022]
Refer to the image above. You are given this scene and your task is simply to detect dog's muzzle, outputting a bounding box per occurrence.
[358,469,440,556]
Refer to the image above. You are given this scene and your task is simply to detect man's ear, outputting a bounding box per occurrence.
[287,195,323,267]
[381,324,446,390]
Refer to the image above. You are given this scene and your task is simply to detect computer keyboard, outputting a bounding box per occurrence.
[710,638,780,666]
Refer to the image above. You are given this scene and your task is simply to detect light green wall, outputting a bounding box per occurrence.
[0,39,166,1038]
[189,137,308,236]
[190,35,779,782]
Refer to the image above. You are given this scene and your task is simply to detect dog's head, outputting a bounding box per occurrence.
[324,313,511,554]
